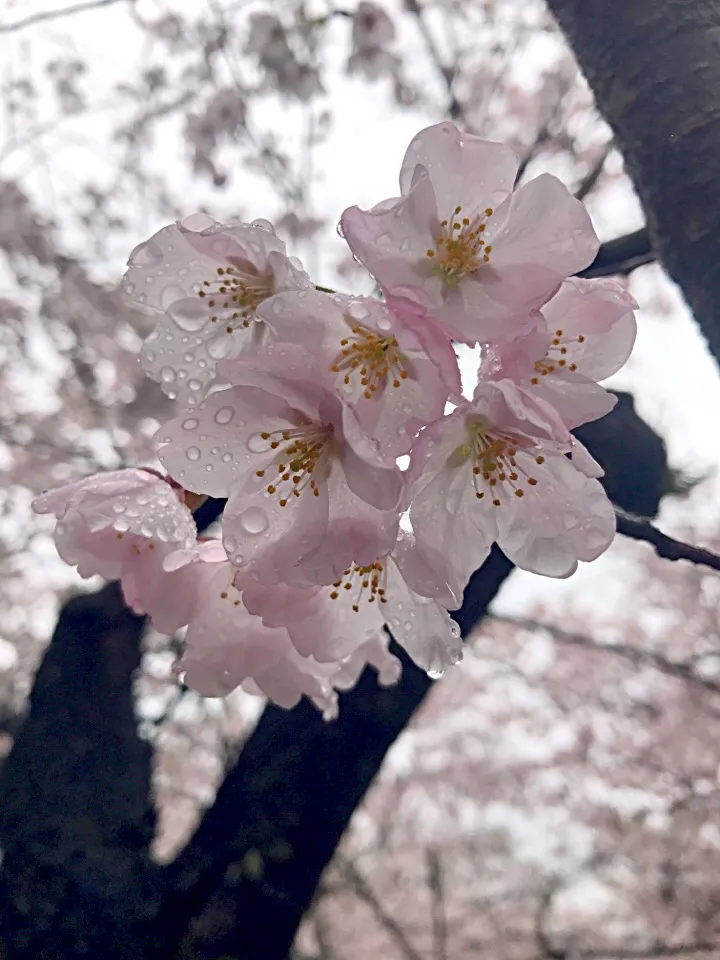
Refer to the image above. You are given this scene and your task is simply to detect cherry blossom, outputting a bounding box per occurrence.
[340,121,599,344]
[35,121,638,715]
[123,213,310,407]
[259,289,452,454]
[288,533,463,677]
[156,344,403,587]
[407,380,616,586]
[32,468,198,631]
[168,541,401,716]
[482,277,638,428]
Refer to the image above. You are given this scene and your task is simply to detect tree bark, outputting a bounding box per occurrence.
[546,0,720,361]
[0,583,161,959]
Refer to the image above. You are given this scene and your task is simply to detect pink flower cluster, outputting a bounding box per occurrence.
[33,122,636,716]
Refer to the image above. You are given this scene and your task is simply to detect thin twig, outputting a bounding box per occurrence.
[575,140,614,200]
[403,0,464,121]
[489,613,720,695]
[336,856,424,960]
[426,849,447,960]
[0,0,130,34]
[615,508,720,574]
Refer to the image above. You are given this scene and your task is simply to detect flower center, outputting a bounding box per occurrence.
[530,328,584,382]
[254,422,334,507]
[454,419,545,507]
[425,204,493,289]
[330,321,409,399]
[197,259,275,334]
[329,560,388,613]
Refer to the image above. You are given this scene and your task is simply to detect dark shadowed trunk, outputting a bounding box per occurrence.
[546,0,720,362]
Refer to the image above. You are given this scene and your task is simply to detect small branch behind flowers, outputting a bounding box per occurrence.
[0,0,129,33]
[488,613,720,696]
[615,508,720,575]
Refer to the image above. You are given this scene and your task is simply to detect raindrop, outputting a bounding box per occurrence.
[248,433,272,453]
[222,453,233,463]
[125,282,136,295]
[207,334,234,359]
[114,518,130,533]
[145,349,156,363]
[225,535,237,553]
[187,446,201,461]
[376,313,392,332]
[348,301,368,320]
[129,239,163,266]
[168,297,209,332]
[427,665,446,680]
[160,366,176,383]
[113,503,126,514]
[188,379,203,392]
[239,507,269,535]
[214,406,234,425]
[182,418,199,431]
[160,284,187,311]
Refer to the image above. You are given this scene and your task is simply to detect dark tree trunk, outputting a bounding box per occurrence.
[0,583,162,959]
[546,0,720,362]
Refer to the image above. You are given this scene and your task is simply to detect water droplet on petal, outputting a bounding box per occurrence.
[248,433,272,453]
[239,507,269,535]
[160,284,187,311]
[182,418,199,431]
[168,297,209,332]
[376,313,392,332]
[129,239,163,266]
[187,446,201,461]
[222,452,233,463]
[348,301,368,320]
[214,406,234,425]
[113,503,126,514]
[160,366,176,383]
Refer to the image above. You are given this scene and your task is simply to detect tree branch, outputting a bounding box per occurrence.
[615,508,720,575]
[403,0,464,121]
[574,140,614,200]
[578,228,654,279]
[336,856,425,960]
[489,614,720,696]
[0,0,130,34]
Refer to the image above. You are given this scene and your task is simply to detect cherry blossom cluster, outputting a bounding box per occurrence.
[33,122,636,717]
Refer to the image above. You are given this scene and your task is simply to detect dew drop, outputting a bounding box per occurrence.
[113,503,126,514]
[168,297,209,332]
[348,300,368,320]
[239,507,269,535]
[214,406,234,425]
[221,452,233,463]
[182,418,199,431]
[160,284,187,311]
[160,366,176,383]
[186,446,201,461]
[207,334,235,360]
[129,239,163,266]
[188,379,203,392]
[114,518,130,532]
[248,433,272,453]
